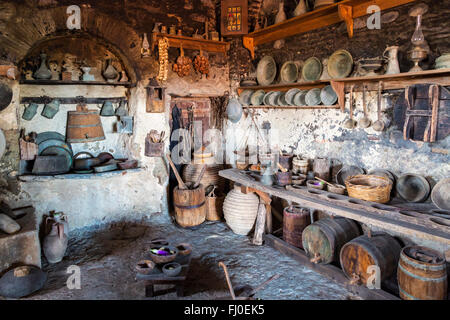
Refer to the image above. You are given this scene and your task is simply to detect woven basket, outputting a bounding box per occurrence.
[345,175,392,203]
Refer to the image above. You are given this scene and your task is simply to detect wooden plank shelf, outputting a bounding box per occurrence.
[244,105,339,110]
[264,231,400,300]
[20,80,135,88]
[239,68,450,111]
[20,96,127,104]
[243,0,417,59]
[151,32,230,53]
[219,168,450,248]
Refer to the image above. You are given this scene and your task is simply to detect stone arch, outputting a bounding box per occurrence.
[0,2,156,81]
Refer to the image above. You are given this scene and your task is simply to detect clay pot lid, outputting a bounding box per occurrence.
[396,173,430,203]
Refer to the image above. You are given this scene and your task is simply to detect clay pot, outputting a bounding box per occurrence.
[43,222,68,264]
[223,184,259,235]
[162,262,182,277]
[149,245,178,264]
[135,260,156,275]
[103,59,119,82]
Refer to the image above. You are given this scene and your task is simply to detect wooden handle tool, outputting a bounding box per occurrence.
[166,153,188,190]
[193,165,207,189]
[219,261,236,300]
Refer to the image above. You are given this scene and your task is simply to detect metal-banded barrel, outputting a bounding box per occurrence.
[283,205,311,249]
[397,246,447,300]
[66,104,105,143]
[173,184,206,227]
[340,233,402,287]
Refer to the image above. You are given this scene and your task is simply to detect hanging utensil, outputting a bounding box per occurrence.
[343,85,357,129]
[373,81,385,132]
[359,84,371,128]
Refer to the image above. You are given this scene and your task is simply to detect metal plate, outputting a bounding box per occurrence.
[38,139,73,156]
[35,132,66,145]
[302,57,322,82]
[431,178,450,210]
[40,146,73,171]
[328,49,353,79]
[256,56,277,86]
[0,129,5,160]
[0,83,13,111]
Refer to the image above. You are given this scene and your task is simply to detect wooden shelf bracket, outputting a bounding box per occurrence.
[330,80,346,112]
[338,4,354,38]
[243,36,255,60]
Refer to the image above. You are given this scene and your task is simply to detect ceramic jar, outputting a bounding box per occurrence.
[223,184,260,235]
[103,59,119,82]
[34,53,52,80]
[43,222,68,263]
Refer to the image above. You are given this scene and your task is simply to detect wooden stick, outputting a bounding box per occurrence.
[219,262,236,300]
[193,165,207,189]
[315,176,333,187]
[253,203,266,246]
[277,163,287,173]
[248,274,280,296]
[166,153,188,189]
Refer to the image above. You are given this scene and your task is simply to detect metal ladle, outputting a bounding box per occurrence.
[373,81,385,132]
[343,85,357,129]
[359,84,371,128]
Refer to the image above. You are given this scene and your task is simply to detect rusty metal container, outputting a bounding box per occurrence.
[398,246,447,300]
[302,217,360,264]
[340,232,402,287]
[66,104,105,143]
[276,171,292,187]
[279,153,293,171]
[283,205,311,249]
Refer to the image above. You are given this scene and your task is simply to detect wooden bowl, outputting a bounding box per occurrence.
[307,180,325,190]
[135,260,156,275]
[149,245,178,264]
[176,243,192,256]
[162,262,182,277]
[327,184,346,195]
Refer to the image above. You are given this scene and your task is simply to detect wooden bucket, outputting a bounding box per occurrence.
[340,233,402,287]
[283,205,311,249]
[206,194,224,221]
[173,184,206,227]
[302,217,360,264]
[66,104,105,143]
[398,246,447,300]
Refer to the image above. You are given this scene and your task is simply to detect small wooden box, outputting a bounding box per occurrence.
[19,139,38,160]
[62,71,72,81]
[145,140,164,157]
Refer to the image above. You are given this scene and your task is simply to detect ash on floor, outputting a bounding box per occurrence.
[26,221,359,300]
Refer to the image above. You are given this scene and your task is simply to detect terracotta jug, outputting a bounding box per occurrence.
[46,212,69,237]
[293,0,308,16]
[223,184,259,235]
[275,1,287,24]
[43,222,68,264]
[383,46,401,75]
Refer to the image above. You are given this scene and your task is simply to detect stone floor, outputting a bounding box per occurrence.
[24,220,358,300]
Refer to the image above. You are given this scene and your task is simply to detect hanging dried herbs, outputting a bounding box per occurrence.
[210,93,229,132]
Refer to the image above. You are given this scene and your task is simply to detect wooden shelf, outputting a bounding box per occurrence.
[244,105,339,110]
[20,80,135,88]
[239,68,450,112]
[151,32,230,53]
[243,0,417,59]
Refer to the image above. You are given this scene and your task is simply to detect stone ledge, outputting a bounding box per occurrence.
[18,168,145,182]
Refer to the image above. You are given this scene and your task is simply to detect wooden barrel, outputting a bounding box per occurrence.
[302,217,360,264]
[340,233,402,286]
[283,205,311,249]
[173,184,206,227]
[398,246,448,300]
[67,104,105,143]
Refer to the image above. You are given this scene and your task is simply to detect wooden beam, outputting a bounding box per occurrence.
[151,33,230,53]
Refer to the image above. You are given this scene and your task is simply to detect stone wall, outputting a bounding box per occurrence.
[226,0,450,182]
[0,0,229,230]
